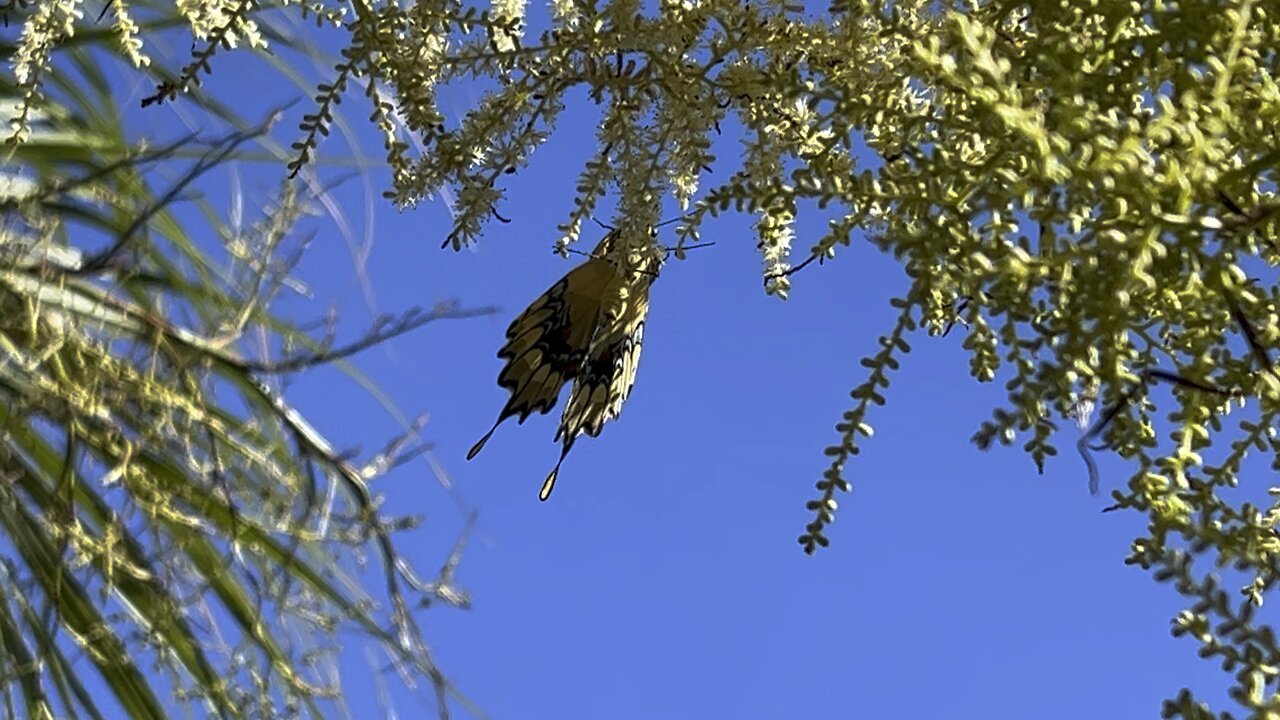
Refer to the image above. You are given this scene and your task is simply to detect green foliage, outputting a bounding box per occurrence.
[8,0,1280,715]
[1,4,489,718]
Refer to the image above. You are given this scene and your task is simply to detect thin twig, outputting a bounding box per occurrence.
[941,297,972,337]
[241,303,498,374]
[1077,368,1234,495]
[1077,383,1143,496]
[1226,294,1280,385]
[76,107,291,275]
[0,133,197,213]
[762,251,822,289]
[671,241,715,254]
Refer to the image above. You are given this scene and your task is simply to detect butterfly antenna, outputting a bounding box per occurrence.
[653,213,692,229]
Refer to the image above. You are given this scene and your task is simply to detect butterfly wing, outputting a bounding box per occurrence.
[539,278,651,499]
[467,257,615,459]
[558,287,649,441]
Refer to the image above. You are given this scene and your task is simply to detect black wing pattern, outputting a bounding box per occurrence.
[540,282,650,501]
[467,257,616,460]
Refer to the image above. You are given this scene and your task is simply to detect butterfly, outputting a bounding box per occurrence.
[467,230,662,500]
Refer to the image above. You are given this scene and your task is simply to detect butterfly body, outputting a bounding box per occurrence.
[468,231,660,499]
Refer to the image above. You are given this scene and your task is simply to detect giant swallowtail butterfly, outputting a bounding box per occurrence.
[468,230,661,500]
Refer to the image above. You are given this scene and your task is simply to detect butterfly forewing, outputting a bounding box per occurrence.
[467,254,619,459]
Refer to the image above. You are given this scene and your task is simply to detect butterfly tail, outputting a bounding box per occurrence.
[467,417,504,460]
[539,440,574,501]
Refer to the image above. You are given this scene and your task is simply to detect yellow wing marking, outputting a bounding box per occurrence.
[541,282,650,500]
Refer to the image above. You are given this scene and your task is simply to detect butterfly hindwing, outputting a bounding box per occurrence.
[557,289,649,442]
[540,281,651,500]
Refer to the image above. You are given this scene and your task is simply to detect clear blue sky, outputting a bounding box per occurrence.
[115,12,1245,718]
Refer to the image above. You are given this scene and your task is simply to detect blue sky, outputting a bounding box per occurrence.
[100,10,1252,718]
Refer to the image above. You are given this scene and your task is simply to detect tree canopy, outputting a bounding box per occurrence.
[6,0,1280,717]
